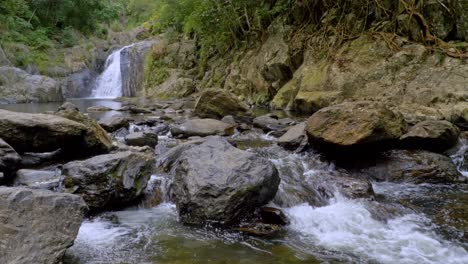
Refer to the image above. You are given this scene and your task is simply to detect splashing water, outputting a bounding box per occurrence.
[450,137,468,177]
[91,45,133,99]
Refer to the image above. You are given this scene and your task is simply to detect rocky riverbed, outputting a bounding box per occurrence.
[0,95,467,263]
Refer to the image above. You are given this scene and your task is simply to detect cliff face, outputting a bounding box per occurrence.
[144,1,467,127]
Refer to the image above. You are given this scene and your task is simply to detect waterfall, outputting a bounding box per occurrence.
[91,45,133,99]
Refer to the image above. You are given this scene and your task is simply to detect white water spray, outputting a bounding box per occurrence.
[91,45,133,99]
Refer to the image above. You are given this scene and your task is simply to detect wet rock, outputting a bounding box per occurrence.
[277,122,308,151]
[306,101,407,150]
[125,131,158,148]
[0,109,110,157]
[171,119,235,138]
[0,138,21,182]
[194,89,250,119]
[14,169,60,190]
[63,151,154,210]
[87,105,113,112]
[98,113,130,132]
[358,150,463,184]
[20,149,63,168]
[400,120,460,152]
[221,115,237,125]
[308,174,375,201]
[55,103,113,155]
[253,114,295,133]
[236,223,282,237]
[0,66,63,104]
[112,127,130,139]
[0,187,86,264]
[172,136,280,225]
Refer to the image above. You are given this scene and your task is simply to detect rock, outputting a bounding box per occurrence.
[87,105,113,112]
[20,149,63,168]
[61,69,95,98]
[125,132,158,148]
[98,113,130,132]
[221,115,237,125]
[0,138,21,182]
[308,174,375,200]
[14,169,60,190]
[63,151,154,210]
[172,137,280,225]
[0,109,109,157]
[55,103,113,155]
[194,89,250,119]
[400,120,460,152]
[357,150,463,184]
[277,122,308,150]
[0,66,63,104]
[236,223,282,237]
[121,40,158,97]
[253,114,295,132]
[306,101,407,150]
[0,187,86,264]
[170,119,235,138]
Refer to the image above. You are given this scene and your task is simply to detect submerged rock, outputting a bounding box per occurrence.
[125,131,158,148]
[358,150,463,184]
[0,187,86,264]
[63,151,154,210]
[172,136,280,225]
[0,109,109,157]
[171,119,235,138]
[306,101,407,150]
[194,89,250,119]
[400,120,460,152]
[0,138,21,182]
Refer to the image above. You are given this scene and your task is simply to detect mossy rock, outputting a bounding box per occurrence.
[194,89,250,119]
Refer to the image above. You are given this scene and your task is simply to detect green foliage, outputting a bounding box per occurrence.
[144,49,170,91]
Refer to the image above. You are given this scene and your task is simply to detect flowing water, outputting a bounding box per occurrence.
[91,45,133,99]
[64,134,468,264]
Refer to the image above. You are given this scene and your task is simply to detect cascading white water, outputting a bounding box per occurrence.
[91,45,133,99]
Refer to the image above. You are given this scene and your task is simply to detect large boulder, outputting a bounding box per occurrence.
[0,109,109,157]
[306,101,407,150]
[55,102,113,155]
[0,187,86,264]
[0,66,63,104]
[171,119,235,138]
[193,89,249,119]
[172,137,280,225]
[98,113,130,132]
[63,151,154,210]
[357,150,463,184]
[0,138,21,182]
[400,120,460,152]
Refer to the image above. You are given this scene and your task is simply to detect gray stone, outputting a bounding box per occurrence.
[400,120,460,152]
[171,119,235,138]
[63,151,154,210]
[98,113,130,132]
[253,114,295,132]
[14,169,61,190]
[125,132,158,148]
[0,109,110,157]
[172,136,280,225]
[60,69,95,98]
[277,122,308,150]
[0,187,86,264]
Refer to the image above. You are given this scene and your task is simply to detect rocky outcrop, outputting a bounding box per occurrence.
[125,132,158,147]
[0,66,63,104]
[306,101,407,151]
[357,150,463,184]
[55,102,113,155]
[60,69,96,98]
[171,137,280,225]
[98,113,130,132]
[0,187,86,264]
[193,89,249,119]
[171,119,235,138]
[121,40,158,97]
[400,120,460,152]
[0,138,21,182]
[0,109,109,157]
[63,151,154,210]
